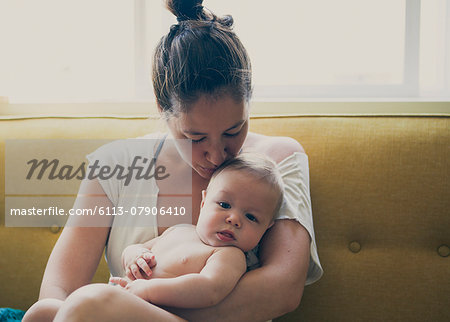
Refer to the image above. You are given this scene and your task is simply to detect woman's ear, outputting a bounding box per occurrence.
[200,190,207,208]
[156,103,164,114]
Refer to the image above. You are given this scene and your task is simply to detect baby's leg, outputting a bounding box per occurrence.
[22,298,63,322]
[54,283,186,322]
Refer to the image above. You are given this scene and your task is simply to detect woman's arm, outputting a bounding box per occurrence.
[39,178,113,300]
[168,219,310,321]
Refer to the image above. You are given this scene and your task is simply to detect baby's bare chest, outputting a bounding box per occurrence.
[150,227,215,278]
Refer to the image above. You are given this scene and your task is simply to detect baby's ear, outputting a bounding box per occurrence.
[200,190,207,208]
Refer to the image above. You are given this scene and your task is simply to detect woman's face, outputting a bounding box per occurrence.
[166,95,249,179]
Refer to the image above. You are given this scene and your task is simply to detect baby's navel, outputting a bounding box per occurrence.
[181,256,188,264]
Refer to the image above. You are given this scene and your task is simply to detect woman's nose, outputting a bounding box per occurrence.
[205,144,227,167]
[226,213,241,228]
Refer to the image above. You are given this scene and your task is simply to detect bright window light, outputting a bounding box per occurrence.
[0,0,448,103]
[0,0,135,103]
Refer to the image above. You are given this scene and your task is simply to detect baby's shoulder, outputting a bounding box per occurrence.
[210,246,246,263]
[160,224,196,237]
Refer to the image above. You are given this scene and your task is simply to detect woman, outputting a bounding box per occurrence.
[23,0,322,321]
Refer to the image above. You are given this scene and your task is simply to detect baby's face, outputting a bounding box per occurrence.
[196,170,278,252]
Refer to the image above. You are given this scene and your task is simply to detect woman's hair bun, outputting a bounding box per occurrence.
[166,0,234,27]
[166,0,204,21]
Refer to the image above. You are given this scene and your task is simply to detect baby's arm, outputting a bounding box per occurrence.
[124,246,246,308]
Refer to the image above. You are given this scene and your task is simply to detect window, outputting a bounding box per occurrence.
[212,0,413,98]
[0,0,137,103]
[205,0,448,100]
[140,0,450,101]
[1,0,449,103]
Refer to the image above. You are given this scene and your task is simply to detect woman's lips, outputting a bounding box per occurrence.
[199,166,216,176]
[216,230,235,242]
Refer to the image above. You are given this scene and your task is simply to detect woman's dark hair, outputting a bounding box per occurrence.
[153,0,252,116]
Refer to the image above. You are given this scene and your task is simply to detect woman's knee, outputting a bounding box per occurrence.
[54,284,124,322]
[22,298,63,322]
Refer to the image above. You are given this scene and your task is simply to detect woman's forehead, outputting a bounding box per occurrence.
[177,95,248,129]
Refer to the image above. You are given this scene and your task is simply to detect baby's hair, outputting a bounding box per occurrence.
[153,0,252,117]
[209,153,284,218]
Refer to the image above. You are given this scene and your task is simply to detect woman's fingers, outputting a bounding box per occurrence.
[125,268,136,281]
[124,250,156,280]
[130,264,144,280]
[143,252,157,268]
[136,257,152,277]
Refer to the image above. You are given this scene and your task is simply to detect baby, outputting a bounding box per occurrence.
[110,153,284,308]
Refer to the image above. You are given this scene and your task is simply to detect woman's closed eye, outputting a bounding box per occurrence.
[191,137,206,144]
[191,131,240,142]
[218,201,231,209]
[224,130,240,138]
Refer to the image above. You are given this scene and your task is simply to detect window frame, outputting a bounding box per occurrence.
[134,0,422,100]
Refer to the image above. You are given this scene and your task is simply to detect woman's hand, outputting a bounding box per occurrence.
[122,244,157,280]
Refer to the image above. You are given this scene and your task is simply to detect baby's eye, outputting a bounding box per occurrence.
[218,202,231,209]
[246,214,258,222]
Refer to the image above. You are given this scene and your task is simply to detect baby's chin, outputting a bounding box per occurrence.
[198,231,235,248]
[196,230,215,246]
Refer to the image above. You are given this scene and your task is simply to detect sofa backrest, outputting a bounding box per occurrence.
[0,115,449,321]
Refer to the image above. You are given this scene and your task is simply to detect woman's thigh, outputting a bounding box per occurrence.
[54,283,186,322]
[22,298,63,322]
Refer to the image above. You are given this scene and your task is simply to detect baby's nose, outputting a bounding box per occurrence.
[226,214,241,228]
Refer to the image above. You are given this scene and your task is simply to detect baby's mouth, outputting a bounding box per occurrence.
[217,230,235,241]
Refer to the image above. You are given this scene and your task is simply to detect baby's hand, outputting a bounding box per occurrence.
[127,251,156,280]
[122,245,157,280]
[110,277,151,302]
[109,276,130,288]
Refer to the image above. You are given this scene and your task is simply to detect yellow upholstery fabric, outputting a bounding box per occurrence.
[1,115,449,321]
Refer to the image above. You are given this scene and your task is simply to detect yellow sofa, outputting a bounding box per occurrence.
[1,111,449,321]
